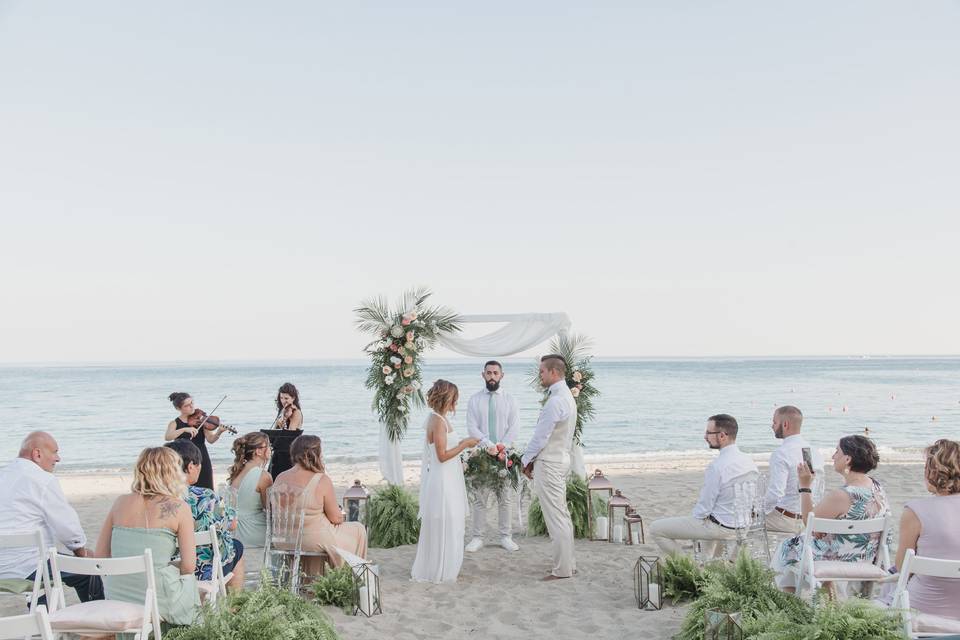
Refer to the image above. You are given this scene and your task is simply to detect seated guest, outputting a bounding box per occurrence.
[772,435,889,592]
[0,431,102,604]
[164,440,245,591]
[95,447,200,625]
[273,435,367,569]
[227,432,273,548]
[650,415,758,558]
[764,405,825,534]
[892,438,960,620]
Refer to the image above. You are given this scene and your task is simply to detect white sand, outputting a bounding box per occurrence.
[4,454,926,639]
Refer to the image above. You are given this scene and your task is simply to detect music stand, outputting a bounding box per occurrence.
[261,429,302,479]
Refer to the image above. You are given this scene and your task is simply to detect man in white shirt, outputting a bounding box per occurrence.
[0,431,101,603]
[522,355,577,580]
[465,360,521,553]
[650,414,759,558]
[763,405,824,534]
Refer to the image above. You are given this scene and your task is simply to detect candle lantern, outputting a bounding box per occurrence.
[705,610,743,640]
[343,479,370,524]
[607,490,631,544]
[633,555,663,611]
[351,562,382,617]
[624,508,645,545]
[587,469,614,541]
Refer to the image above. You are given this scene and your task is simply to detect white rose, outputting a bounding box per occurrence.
[498,469,509,478]
[571,387,581,398]
[390,356,402,365]
[390,326,404,338]
[384,375,395,385]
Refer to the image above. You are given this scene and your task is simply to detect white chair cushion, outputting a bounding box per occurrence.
[813,561,888,580]
[914,612,960,634]
[48,599,145,632]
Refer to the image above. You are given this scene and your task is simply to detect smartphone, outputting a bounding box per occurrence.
[801,447,814,473]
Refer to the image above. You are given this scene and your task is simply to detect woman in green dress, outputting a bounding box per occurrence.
[227,431,273,549]
[94,447,201,626]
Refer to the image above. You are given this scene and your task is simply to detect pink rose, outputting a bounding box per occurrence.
[496,443,505,452]
[382,366,392,375]
[401,318,411,326]
[571,387,581,398]
[404,356,413,365]
[394,363,402,369]
[389,343,399,352]
[402,367,414,377]
[406,331,414,341]
[506,459,513,468]
[498,452,506,462]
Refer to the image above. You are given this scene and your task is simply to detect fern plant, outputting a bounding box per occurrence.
[527,474,594,538]
[659,553,704,604]
[310,565,356,612]
[366,484,420,548]
[747,599,905,640]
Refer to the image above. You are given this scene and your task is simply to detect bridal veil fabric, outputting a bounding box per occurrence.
[379,313,585,485]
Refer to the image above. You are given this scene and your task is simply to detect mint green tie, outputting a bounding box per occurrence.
[487,393,497,442]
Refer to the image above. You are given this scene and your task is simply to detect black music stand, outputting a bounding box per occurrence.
[262,429,302,479]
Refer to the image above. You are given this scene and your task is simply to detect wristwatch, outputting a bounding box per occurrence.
[798,488,812,494]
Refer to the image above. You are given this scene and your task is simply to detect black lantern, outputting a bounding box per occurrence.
[343,479,370,524]
[351,562,382,617]
[705,610,743,640]
[633,555,662,611]
[587,469,614,541]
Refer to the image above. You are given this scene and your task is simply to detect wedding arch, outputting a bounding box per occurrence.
[355,288,594,485]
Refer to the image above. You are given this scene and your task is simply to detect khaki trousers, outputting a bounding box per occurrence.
[471,488,513,538]
[649,516,738,558]
[764,509,805,535]
[533,458,575,578]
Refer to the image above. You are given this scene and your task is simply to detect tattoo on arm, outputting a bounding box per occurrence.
[158,498,180,519]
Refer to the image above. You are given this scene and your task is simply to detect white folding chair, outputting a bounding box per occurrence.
[0,605,54,640]
[46,548,161,640]
[800,514,892,600]
[0,531,51,613]
[194,524,233,603]
[265,487,329,594]
[889,549,960,638]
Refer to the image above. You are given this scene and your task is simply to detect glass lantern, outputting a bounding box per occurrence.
[343,479,370,524]
[633,555,662,610]
[607,490,631,544]
[705,610,743,640]
[624,508,645,545]
[587,469,614,541]
[351,562,382,617]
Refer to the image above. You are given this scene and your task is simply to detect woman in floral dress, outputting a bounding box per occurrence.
[773,435,889,592]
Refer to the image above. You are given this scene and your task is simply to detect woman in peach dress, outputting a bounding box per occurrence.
[272,434,367,569]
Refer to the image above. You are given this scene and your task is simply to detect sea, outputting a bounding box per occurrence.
[0,357,957,473]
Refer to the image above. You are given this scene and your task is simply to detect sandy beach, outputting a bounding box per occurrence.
[4,453,927,639]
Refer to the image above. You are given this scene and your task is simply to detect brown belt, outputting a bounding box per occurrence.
[775,506,802,520]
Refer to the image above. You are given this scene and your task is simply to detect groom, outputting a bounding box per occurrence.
[522,354,577,580]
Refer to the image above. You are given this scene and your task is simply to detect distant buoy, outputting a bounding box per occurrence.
[932,416,937,421]
[890,394,896,400]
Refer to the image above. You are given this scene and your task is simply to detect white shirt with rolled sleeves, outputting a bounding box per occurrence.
[521,380,575,468]
[465,388,519,449]
[691,444,758,528]
[0,458,87,579]
[763,434,825,514]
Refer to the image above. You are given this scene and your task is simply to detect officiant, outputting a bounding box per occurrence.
[465,360,521,552]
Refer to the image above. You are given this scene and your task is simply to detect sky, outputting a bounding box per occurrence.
[1,1,958,363]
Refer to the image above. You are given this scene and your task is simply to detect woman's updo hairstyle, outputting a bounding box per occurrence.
[838,435,880,473]
[169,392,191,410]
[227,432,269,483]
[426,379,458,414]
[924,439,960,495]
[290,434,324,473]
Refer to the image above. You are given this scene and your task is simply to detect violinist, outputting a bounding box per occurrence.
[164,392,231,490]
[268,383,303,478]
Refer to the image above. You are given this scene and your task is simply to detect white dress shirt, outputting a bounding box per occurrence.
[0,458,87,579]
[763,434,825,514]
[521,380,574,467]
[691,444,759,528]
[465,388,520,449]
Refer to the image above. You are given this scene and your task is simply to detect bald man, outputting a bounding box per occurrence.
[763,406,824,534]
[0,431,102,603]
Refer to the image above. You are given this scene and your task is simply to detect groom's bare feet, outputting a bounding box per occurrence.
[541,574,571,581]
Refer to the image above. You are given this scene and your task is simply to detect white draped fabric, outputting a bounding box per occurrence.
[379,312,585,484]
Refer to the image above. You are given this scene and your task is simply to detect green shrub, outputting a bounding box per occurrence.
[310,565,355,611]
[527,474,595,538]
[366,484,420,548]
[747,599,905,640]
[166,577,339,640]
[660,553,704,604]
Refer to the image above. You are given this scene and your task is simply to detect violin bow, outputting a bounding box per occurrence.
[196,394,228,431]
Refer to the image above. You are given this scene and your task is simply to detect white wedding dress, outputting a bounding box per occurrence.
[410,411,467,583]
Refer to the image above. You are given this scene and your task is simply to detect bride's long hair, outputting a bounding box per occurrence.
[426,379,458,415]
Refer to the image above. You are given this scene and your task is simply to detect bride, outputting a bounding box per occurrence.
[411,380,480,583]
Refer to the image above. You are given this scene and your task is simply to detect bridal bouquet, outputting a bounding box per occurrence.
[462,443,523,499]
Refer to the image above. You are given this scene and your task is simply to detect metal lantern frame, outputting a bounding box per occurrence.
[343,479,370,524]
[607,489,631,544]
[624,508,645,545]
[705,609,743,640]
[587,469,614,541]
[351,562,382,617]
[633,555,663,610]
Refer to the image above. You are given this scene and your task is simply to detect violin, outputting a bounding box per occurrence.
[187,408,237,435]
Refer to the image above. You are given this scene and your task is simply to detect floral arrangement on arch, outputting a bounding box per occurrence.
[529,333,598,446]
[462,443,524,499]
[355,288,460,442]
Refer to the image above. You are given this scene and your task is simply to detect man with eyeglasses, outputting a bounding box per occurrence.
[649,414,758,558]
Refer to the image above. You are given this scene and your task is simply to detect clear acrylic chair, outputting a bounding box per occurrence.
[265,486,329,595]
[731,472,770,562]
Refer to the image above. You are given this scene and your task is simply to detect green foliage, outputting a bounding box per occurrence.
[747,599,905,640]
[527,474,594,539]
[463,446,523,499]
[660,553,705,605]
[166,577,339,640]
[310,566,355,611]
[366,484,420,548]
[528,333,598,446]
[355,287,461,442]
